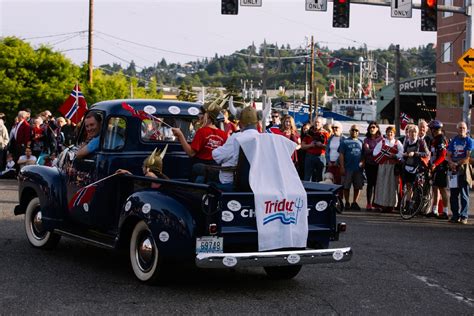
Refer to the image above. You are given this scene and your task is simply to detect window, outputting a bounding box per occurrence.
[103,117,126,150]
[141,117,195,142]
[442,42,452,63]
[443,0,453,18]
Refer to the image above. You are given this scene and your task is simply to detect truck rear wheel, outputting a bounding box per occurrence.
[24,197,61,249]
[264,265,302,280]
[130,221,162,284]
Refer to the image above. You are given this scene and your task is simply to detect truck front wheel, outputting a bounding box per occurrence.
[264,265,302,280]
[24,197,61,249]
[130,221,162,284]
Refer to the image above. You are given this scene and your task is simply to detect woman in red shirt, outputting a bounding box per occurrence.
[172,100,227,180]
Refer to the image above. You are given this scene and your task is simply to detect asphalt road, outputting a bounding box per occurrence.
[0,179,473,314]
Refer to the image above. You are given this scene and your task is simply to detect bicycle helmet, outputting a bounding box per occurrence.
[428,120,443,129]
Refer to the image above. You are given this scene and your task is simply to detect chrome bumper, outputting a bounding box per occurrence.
[195,247,352,268]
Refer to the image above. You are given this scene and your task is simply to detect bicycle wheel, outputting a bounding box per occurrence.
[400,185,424,220]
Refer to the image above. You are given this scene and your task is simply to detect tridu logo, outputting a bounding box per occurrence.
[263,198,304,225]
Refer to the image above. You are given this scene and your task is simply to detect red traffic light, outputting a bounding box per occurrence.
[426,0,436,7]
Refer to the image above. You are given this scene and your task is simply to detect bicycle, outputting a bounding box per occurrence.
[399,170,433,220]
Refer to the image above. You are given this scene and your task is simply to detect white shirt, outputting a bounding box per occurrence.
[328,136,341,162]
[212,128,260,184]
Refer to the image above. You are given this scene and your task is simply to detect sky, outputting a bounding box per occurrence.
[1,0,436,69]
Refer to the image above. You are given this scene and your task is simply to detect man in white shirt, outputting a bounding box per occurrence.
[17,147,37,169]
[212,106,259,190]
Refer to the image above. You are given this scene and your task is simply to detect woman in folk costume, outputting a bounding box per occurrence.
[373,126,403,212]
[117,145,168,189]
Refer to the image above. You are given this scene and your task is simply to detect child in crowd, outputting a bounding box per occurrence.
[0,153,16,179]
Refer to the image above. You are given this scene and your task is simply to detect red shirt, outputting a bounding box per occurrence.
[191,126,227,161]
[303,130,329,155]
[224,121,237,137]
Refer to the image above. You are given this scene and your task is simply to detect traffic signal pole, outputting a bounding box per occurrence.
[463,0,473,133]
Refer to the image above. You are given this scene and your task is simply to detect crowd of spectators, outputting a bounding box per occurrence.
[0,109,77,178]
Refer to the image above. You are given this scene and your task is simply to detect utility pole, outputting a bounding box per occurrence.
[463,0,473,133]
[394,44,401,137]
[309,36,314,121]
[88,0,94,85]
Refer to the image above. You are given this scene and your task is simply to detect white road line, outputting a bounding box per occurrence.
[412,274,474,308]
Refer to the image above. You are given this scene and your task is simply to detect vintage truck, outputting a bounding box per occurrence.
[14,99,352,283]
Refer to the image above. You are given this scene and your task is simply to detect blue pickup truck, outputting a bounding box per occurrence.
[14,99,352,284]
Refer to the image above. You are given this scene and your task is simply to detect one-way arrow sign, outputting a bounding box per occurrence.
[458,48,474,77]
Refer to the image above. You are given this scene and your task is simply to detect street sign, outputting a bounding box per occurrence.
[240,0,262,6]
[391,0,412,18]
[458,48,474,77]
[305,0,327,12]
[463,77,474,91]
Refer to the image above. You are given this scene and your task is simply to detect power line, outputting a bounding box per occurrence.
[22,30,87,40]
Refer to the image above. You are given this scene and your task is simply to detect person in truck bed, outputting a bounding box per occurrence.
[116,146,168,189]
[212,106,259,191]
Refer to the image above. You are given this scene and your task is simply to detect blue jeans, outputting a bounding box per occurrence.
[304,154,326,182]
[450,183,470,220]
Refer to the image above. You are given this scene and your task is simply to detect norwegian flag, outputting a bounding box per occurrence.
[58,84,88,124]
[121,102,164,124]
[68,185,96,210]
[374,140,399,164]
[400,112,412,130]
[327,58,338,69]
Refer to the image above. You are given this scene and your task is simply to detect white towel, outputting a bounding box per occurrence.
[237,133,308,251]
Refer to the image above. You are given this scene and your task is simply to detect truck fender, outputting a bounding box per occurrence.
[15,166,66,228]
[118,190,196,260]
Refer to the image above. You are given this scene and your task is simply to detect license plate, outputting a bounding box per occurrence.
[196,236,223,254]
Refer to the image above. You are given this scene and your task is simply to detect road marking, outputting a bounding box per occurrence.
[412,274,474,308]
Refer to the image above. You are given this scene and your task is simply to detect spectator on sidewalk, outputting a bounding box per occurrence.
[427,120,450,218]
[301,117,329,182]
[17,147,37,169]
[325,121,345,194]
[339,124,364,211]
[0,117,9,170]
[373,126,404,213]
[363,121,382,211]
[446,121,472,224]
[0,153,16,179]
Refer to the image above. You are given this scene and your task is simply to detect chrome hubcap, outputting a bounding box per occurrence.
[136,234,156,272]
[31,209,47,240]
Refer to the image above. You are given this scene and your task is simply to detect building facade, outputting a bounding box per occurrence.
[436,0,473,137]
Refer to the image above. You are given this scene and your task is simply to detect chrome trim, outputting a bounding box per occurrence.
[195,247,352,268]
[54,229,115,249]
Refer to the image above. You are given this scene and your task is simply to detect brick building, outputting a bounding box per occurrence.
[436,0,474,137]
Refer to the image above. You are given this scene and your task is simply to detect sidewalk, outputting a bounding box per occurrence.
[348,187,474,217]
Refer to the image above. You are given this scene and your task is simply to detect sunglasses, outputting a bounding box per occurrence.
[351,129,359,132]
[369,126,377,129]
[272,116,279,118]
[332,126,339,129]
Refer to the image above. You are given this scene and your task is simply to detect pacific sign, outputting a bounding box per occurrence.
[399,76,436,93]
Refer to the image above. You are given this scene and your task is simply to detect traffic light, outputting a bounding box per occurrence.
[421,0,437,31]
[222,0,238,15]
[333,0,350,28]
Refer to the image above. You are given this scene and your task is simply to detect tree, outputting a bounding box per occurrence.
[0,37,81,124]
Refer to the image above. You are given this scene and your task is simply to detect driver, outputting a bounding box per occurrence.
[76,112,102,159]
